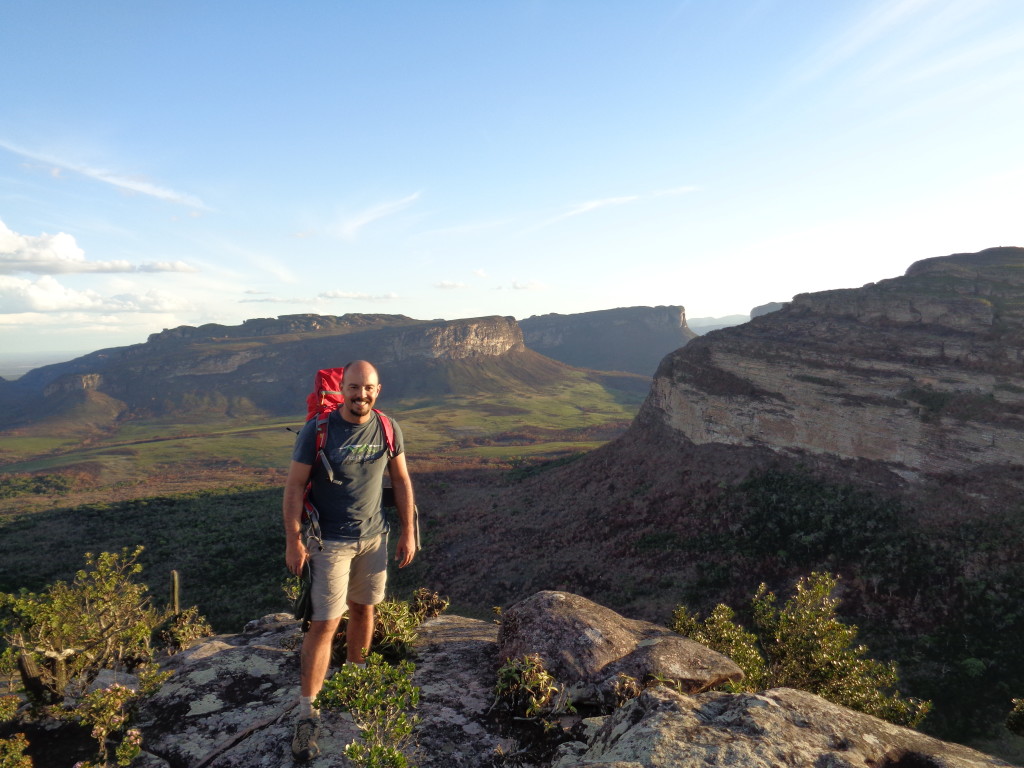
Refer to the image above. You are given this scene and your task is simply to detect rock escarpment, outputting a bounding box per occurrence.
[641,247,1024,481]
[520,306,697,376]
[0,315,529,422]
[123,592,1011,767]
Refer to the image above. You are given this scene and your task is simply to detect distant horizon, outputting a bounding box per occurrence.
[0,304,757,378]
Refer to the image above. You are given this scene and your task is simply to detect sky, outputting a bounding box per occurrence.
[2,0,1024,359]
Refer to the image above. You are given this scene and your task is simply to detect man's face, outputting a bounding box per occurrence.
[342,367,381,421]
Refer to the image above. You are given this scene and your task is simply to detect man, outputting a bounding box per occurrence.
[283,360,416,761]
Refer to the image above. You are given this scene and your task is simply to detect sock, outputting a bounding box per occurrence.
[298,695,318,719]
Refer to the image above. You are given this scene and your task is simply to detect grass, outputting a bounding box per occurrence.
[1,371,638,479]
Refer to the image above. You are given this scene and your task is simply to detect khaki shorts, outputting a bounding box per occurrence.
[308,534,388,621]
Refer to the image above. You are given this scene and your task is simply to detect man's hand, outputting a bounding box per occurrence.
[395,530,416,568]
[286,538,308,576]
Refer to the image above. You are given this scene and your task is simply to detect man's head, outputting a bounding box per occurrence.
[340,361,381,423]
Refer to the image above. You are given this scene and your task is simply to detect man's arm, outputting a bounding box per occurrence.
[388,452,416,568]
[283,460,313,576]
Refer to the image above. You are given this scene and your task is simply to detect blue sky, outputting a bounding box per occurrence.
[2,0,1023,357]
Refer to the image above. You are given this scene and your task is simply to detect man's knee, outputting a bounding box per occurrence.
[347,601,374,619]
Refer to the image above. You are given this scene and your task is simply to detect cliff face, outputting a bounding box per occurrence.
[520,306,697,376]
[640,247,1024,480]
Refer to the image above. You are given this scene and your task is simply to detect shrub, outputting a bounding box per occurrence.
[158,606,213,653]
[410,588,449,623]
[331,590,450,663]
[0,695,18,722]
[1008,699,1024,737]
[0,547,164,703]
[493,654,573,720]
[0,733,31,768]
[316,653,420,768]
[671,602,768,692]
[672,572,931,727]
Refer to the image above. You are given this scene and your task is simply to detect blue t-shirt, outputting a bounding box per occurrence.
[292,411,404,541]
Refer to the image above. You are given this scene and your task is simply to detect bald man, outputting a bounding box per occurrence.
[283,360,416,760]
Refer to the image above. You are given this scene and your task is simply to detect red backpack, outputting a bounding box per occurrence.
[302,367,396,534]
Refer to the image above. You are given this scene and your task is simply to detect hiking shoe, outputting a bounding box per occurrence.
[292,717,321,761]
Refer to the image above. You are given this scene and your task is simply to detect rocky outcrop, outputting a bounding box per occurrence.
[498,591,742,705]
[123,595,1012,768]
[641,247,1024,481]
[520,306,697,376]
[42,373,103,397]
[552,686,1011,768]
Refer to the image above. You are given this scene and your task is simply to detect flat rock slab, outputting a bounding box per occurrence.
[410,614,527,767]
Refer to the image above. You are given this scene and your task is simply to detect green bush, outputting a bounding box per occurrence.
[0,473,73,499]
[672,573,931,727]
[493,653,573,720]
[0,547,164,703]
[0,733,31,768]
[316,653,420,768]
[671,602,767,692]
[331,590,450,663]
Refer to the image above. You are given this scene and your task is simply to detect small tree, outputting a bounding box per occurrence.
[0,547,164,703]
[672,572,930,727]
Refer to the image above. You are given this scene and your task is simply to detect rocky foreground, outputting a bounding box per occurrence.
[129,592,1012,767]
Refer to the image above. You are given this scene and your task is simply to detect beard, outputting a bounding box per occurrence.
[345,397,373,417]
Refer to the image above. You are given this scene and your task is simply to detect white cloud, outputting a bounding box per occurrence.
[0,219,197,275]
[473,269,487,278]
[546,195,639,225]
[435,281,465,290]
[0,139,209,209]
[511,280,546,291]
[0,274,182,313]
[333,192,421,239]
[537,184,697,230]
[318,290,400,301]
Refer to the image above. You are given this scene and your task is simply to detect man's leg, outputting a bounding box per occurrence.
[346,601,374,664]
[300,615,343,699]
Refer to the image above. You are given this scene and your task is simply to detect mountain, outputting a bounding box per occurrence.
[519,305,697,376]
[644,245,1024,485]
[0,314,575,428]
[404,246,1024,742]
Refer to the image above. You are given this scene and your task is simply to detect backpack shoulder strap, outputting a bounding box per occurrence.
[374,409,396,458]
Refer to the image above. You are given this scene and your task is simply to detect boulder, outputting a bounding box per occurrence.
[552,686,1014,768]
[497,591,743,705]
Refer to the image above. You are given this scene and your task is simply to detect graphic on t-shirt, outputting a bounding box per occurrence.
[333,443,385,463]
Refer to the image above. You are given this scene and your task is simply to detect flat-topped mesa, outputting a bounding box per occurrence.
[1,315,532,422]
[639,247,1024,479]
